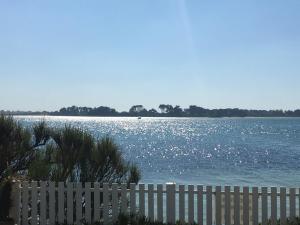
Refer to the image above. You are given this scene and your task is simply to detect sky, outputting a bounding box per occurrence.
[0,0,299,111]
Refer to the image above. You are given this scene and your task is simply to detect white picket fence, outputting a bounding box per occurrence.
[8,182,300,225]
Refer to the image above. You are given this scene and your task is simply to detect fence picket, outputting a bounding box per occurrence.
[271,187,277,225]
[234,186,240,225]
[22,181,29,225]
[139,184,145,217]
[215,186,221,225]
[262,187,268,225]
[289,188,296,219]
[206,186,212,225]
[225,186,231,225]
[112,183,119,222]
[94,182,100,222]
[49,181,56,225]
[197,185,203,225]
[76,182,82,224]
[130,183,136,215]
[58,182,65,224]
[121,183,127,214]
[157,184,163,222]
[67,182,74,224]
[40,182,47,225]
[188,185,195,224]
[166,184,175,223]
[252,187,258,225]
[103,183,109,223]
[280,187,286,225]
[148,184,154,221]
[243,187,249,225]
[85,182,91,223]
[179,185,185,223]
[31,182,38,225]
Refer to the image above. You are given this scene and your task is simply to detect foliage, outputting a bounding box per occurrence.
[27,152,51,181]
[5,105,300,117]
[0,114,50,182]
[0,114,140,184]
[28,125,141,183]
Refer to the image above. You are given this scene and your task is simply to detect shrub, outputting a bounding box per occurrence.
[0,114,140,184]
[0,114,50,182]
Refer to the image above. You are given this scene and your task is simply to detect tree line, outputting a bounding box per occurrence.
[2,104,300,117]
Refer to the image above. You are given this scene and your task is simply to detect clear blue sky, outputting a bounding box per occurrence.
[0,0,299,111]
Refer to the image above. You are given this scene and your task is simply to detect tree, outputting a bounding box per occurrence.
[129,105,145,114]
[148,108,158,116]
[28,125,141,184]
[158,104,173,114]
[0,114,140,184]
[0,115,51,221]
[0,115,50,182]
[172,105,183,116]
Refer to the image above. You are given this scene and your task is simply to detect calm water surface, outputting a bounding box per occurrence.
[15,116,300,187]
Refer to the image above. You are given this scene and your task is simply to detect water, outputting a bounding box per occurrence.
[15,116,300,187]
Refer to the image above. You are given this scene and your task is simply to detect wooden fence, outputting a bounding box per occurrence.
[8,182,300,225]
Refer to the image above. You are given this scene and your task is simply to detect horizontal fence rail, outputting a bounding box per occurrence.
[8,182,300,225]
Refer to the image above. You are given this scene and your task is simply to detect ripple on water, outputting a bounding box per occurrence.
[15,116,300,186]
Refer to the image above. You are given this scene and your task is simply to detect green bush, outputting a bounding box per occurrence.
[0,114,50,182]
[0,114,141,184]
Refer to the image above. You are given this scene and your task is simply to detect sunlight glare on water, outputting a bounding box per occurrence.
[15,116,300,186]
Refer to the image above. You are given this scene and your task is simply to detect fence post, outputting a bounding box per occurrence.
[261,187,268,225]
[225,186,231,225]
[31,182,38,225]
[40,182,47,225]
[280,187,286,225]
[188,185,195,224]
[94,182,100,222]
[22,181,29,225]
[103,183,109,223]
[197,185,203,225]
[139,184,145,217]
[58,182,65,224]
[166,184,176,224]
[289,188,296,220]
[9,181,20,225]
[112,183,119,222]
[252,187,258,225]
[215,186,221,225]
[234,186,240,225]
[76,182,82,225]
[121,183,128,214]
[148,184,154,221]
[271,187,277,225]
[67,182,74,224]
[179,185,185,223]
[157,184,163,222]
[206,186,212,225]
[85,182,91,223]
[243,187,249,225]
[130,183,136,215]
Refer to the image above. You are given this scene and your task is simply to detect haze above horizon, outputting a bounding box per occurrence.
[0,0,299,111]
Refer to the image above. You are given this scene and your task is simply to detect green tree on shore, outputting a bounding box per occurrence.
[0,114,140,184]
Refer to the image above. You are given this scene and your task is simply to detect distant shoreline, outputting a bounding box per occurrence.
[11,114,300,118]
[2,104,300,118]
